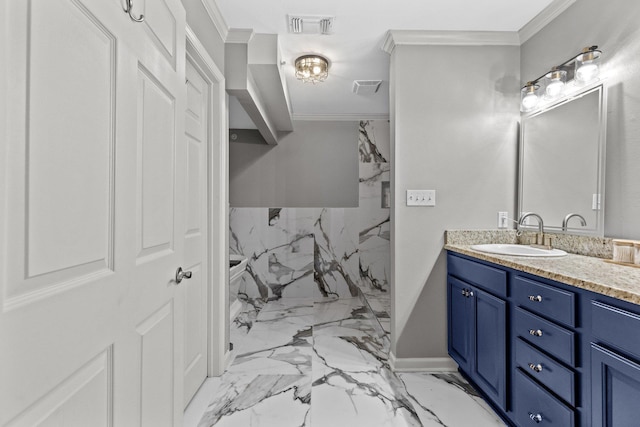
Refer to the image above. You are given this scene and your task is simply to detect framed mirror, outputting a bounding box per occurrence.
[518,84,607,236]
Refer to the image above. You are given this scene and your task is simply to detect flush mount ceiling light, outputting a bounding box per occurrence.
[521,46,602,112]
[295,55,329,84]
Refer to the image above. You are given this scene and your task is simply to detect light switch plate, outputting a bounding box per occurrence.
[406,190,436,206]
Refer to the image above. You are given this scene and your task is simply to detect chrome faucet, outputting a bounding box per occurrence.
[562,213,587,231]
[518,212,544,234]
[518,213,545,245]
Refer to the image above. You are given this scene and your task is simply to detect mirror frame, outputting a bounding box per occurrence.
[518,82,608,236]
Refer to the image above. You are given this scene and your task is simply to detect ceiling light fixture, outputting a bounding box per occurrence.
[521,46,602,112]
[295,55,329,84]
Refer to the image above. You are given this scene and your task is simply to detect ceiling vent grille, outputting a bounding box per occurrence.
[352,80,382,95]
[288,15,334,35]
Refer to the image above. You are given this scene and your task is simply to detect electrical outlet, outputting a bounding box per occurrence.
[498,212,509,229]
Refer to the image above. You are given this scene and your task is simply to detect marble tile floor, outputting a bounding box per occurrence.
[185,297,505,427]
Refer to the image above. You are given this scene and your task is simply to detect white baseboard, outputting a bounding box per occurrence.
[389,352,459,372]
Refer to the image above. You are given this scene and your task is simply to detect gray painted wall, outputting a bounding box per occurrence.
[390,44,520,358]
[229,121,359,207]
[521,0,640,239]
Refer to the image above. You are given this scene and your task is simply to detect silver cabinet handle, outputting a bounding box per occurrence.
[528,295,543,302]
[529,329,543,337]
[468,290,474,297]
[461,289,467,296]
[529,413,543,423]
[528,363,543,373]
[175,267,192,284]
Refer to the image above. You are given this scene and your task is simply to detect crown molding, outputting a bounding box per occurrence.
[200,0,229,40]
[519,0,576,44]
[382,30,520,54]
[226,28,255,44]
[291,113,389,122]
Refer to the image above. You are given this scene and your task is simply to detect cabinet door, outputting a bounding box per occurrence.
[592,343,640,427]
[473,288,507,410]
[448,277,472,372]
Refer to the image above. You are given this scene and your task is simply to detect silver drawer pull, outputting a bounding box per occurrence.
[529,413,543,423]
[528,295,543,302]
[528,363,543,373]
[529,329,543,337]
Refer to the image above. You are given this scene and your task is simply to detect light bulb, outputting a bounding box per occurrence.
[576,63,599,82]
[575,49,601,84]
[312,65,321,75]
[544,69,566,99]
[521,83,540,111]
[303,70,310,78]
[522,93,539,110]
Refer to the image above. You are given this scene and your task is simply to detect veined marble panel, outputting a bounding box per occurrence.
[230,208,361,300]
[358,120,390,163]
[266,208,316,298]
[359,163,390,295]
[314,209,360,298]
[230,208,270,300]
[197,374,311,427]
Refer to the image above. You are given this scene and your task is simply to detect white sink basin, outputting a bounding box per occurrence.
[470,244,567,257]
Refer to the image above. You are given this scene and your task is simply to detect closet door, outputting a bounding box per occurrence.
[182,57,210,408]
[104,0,188,425]
[0,0,186,425]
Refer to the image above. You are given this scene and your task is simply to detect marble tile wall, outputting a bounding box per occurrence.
[229,120,392,338]
[230,208,360,301]
[358,120,391,297]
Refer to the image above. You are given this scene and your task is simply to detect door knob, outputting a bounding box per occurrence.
[175,267,192,284]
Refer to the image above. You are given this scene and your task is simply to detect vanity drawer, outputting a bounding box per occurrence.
[592,301,640,359]
[514,369,575,427]
[515,308,575,366]
[447,254,507,298]
[515,338,576,406]
[513,276,576,327]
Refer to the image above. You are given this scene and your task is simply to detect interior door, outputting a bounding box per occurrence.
[0,0,187,425]
[0,1,130,425]
[182,57,210,407]
[114,1,187,425]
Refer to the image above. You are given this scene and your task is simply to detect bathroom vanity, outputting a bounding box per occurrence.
[446,244,640,427]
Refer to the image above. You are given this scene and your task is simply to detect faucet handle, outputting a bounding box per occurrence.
[543,234,554,248]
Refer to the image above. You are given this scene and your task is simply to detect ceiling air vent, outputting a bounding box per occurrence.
[352,80,382,95]
[288,15,334,35]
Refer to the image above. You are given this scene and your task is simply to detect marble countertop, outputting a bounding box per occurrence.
[445,244,640,306]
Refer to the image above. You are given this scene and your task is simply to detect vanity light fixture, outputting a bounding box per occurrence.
[295,55,329,84]
[520,46,602,112]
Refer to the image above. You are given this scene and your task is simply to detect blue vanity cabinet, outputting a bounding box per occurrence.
[590,301,640,426]
[447,254,508,411]
[447,249,640,426]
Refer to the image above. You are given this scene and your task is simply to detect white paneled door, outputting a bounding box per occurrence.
[182,58,210,407]
[0,0,192,425]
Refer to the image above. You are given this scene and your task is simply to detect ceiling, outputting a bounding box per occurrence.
[215,0,557,120]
